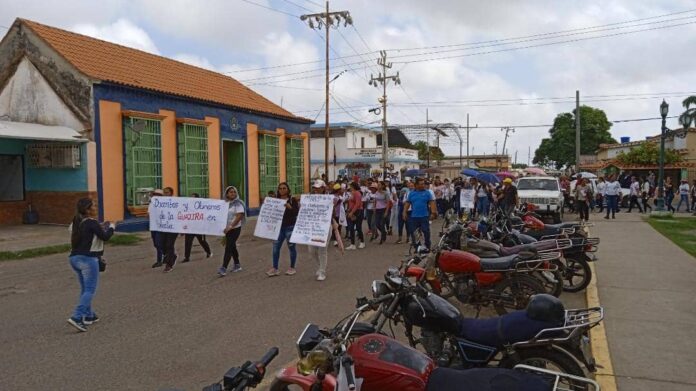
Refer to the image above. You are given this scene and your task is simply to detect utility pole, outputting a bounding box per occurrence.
[426,108,430,168]
[514,150,518,165]
[494,141,498,155]
[500,127,515,159]
[528,145,531,166]
[301,2,352,180]
[369,51,400,179]
[575,90,581,173]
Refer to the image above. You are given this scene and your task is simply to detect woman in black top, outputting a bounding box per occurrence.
[267,182,300,277]
[665,177,676,212]
[67,198,114,332]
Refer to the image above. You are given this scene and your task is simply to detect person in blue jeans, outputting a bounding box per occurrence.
[267,182,299,277]
[67,198,114,332]
[403,177,437,249]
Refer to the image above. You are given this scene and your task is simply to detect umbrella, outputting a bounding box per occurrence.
[495,171,516,179]
[524,167,547,176]
[577,172,597,179]
[476,172,500,184]
[461,168,480,177]
[404,169,424,177]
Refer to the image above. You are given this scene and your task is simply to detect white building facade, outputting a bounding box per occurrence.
[310,122,420,179]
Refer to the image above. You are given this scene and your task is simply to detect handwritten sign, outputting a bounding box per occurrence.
[254,197,287,240]
[290,194,334,247]
[148,196,228,236]
[459,189,475,209]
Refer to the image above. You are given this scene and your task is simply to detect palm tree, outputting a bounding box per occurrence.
[680,96,696,129]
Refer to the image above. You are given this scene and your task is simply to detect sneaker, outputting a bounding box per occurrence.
[396,237,403,244]
[182,258,191,263]
[218,266,227,276]
[151,261,163,268]
[83,315,99,325]
[285,268,297,276]
[316,273,326,281]
[231,264,243,273]
[206,252,213,258]
[67,317,87,332]
[266,268,280,277]
[358,242,365,249]
[332,241,338,246]
[163,265,173,273]
[345,244,356,250]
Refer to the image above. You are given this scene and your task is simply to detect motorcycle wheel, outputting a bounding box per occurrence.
[492,274,546,315]
[269,379,305,391]
[561,254,593,293]
[500,347,588,391]
[532,269,563,297]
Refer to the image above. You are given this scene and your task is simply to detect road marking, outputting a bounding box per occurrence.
[585,261,618,391]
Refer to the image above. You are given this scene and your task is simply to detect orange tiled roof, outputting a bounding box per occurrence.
[18,19,311,123]
[581,159,696,170]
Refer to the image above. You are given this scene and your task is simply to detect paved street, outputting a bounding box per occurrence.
[0,219,586,391]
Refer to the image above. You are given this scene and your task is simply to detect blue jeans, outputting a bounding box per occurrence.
[69,255,100,320]
[373,208,386,242]
[409,216,431,249]
[272,225,297,269]
[605,195,619,217]
[476,197,490,217]
[151,231,163,262]
[676,194,689,212]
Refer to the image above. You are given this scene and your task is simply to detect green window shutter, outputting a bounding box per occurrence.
[124,117,162,206]
[178,123,209,197]
[286,138,304,194]
[259,134,280,197]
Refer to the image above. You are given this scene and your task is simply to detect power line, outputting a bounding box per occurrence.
[283,0,317,13]
[305,0,323,7]
[239,0,300,18]
[228,8,696,74]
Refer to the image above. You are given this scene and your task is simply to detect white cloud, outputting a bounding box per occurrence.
[72,19,160,54]
[172,53,217,70]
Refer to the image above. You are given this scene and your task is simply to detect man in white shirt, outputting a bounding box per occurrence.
[604,175,622,219]
[676,179,691,212]
[627,176,644,213]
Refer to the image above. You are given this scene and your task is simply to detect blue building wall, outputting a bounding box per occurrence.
[92,83,311,229]
[0,138,87,191]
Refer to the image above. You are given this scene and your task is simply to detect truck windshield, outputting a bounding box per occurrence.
[517,179,559,191]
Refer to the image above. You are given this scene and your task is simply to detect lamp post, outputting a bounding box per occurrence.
[655,100,668,211]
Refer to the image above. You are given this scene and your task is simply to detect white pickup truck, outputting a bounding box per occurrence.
[516,176,564,223]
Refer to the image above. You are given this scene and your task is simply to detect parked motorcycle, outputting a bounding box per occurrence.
[271,294,600,391]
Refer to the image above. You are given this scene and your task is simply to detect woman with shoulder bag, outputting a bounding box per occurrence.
[67,198,115,332]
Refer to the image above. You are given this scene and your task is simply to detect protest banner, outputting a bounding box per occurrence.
[290,194,334,247]
[148,196,228,236]
[253,197,287,240]
[459,188,476,209]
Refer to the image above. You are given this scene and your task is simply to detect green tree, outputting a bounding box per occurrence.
[680,95,696,129]
[413,141,445,163]
[615,142,682,165]
[533,105,616,169]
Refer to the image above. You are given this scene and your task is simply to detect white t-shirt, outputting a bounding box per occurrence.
[642,182,651,195]
[679,183,690,195]
[227,201,245,229]
[630,182,640,196]
[596,182,606,196]
[604,181,621,196]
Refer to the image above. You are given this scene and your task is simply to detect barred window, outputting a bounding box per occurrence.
[286,138,304,194]
[259,133,279,199]
[124,117,162,206]
[178,123,209,197]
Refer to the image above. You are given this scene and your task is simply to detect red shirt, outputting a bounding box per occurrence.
[347,190,363,214]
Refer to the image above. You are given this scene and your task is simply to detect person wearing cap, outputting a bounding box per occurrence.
[676,178,691,212]
[308,179,330,281]
[496,178,518,215]
[149,189,165,268]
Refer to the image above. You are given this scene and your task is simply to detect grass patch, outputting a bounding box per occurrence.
[0,233,143,261]
[647,217,696,257]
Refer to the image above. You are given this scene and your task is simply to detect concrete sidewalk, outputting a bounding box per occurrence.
[592,212,696,390]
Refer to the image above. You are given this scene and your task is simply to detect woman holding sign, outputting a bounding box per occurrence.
[267,182,299,277]
[218,186,245,276]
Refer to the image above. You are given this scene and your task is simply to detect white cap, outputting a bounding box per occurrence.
[312,179,326,188]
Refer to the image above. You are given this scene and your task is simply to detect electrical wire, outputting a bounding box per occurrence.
[283,0,317,13]
[239,0,300,17]
[304,0,323,7]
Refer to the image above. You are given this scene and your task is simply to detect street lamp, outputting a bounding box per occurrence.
[655,100,690,213]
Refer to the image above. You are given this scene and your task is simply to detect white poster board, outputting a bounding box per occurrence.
[148,196,228,236]
[253,197,287,240]
[459,189,475,209]
[290,194,334,247]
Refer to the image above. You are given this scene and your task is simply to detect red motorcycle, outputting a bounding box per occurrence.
[270,296,599,391]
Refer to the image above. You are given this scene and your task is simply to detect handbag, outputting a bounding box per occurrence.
[98,257,107,272]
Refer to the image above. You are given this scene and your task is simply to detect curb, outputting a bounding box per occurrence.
[586,261,618,391]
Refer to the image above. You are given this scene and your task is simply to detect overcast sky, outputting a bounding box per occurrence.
[2,0,695,163]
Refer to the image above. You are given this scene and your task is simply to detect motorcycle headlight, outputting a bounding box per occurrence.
[372,280,390,298]
[297,340,332,375]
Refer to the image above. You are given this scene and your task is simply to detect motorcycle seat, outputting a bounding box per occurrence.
[466,239,501,252]
[499,244,539,257]
[544,222,578,230]
[457,310,562,348]
[478,254,521,271]
[426,367,551,391]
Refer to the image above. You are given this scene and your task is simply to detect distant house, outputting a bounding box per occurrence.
[0,18,313,227]
[435,154,511,178]
[309,123,420,179]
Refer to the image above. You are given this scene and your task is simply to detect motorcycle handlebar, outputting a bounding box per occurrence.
[259,347,279,368]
